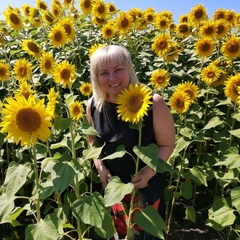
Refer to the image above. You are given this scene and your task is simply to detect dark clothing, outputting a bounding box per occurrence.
[90,98,166,239]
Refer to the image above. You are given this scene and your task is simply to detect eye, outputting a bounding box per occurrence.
[100,71,108,76]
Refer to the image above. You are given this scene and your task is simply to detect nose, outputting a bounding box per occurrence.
[109,72,117,81]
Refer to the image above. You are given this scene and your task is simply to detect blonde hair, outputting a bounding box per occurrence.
[90,45,140,111]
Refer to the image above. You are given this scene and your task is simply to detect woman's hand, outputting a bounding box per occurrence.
[98,165,112,188]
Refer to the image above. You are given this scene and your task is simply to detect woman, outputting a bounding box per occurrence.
[86,45,175,239]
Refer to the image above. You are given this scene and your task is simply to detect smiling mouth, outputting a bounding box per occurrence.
[110,83,120,87]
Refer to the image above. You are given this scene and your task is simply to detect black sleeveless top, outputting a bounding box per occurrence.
[90,98,156,183]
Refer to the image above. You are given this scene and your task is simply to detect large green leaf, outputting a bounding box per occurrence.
[51,161,75,195]
[231,187,240,212]
[82,145,104,161]
[53,116,71,131]
[184,166,207,186]
[104,176,134,207]
[2,161,31,196]
[0,193,15,223]
[25,218,60,240]
[101,145,126,161]
[171,137,191,158]
[208,197,236,230]
[180,181,193,200]
[134,205,166,239]
[185,206,196,223]
[203,116,224,130]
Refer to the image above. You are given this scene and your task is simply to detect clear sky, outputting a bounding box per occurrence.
[0,0,240,22]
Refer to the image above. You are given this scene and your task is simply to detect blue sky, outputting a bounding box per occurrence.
[0,0,240,22]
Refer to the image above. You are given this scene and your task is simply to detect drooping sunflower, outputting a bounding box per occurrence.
[15,82,35,100]
[176,23,191,38]
[42,11,54,25]
[176,81,199,103]
[150,69,170,89]
[69,101,84,121]
[92,16,107,26]
[39,52,55,74]
[92,0,108,19]
[224,73,240,102]
[115,11,132,35]
[63,0,74,9]
[52,3,63,19]
[195,37,215,58]
[0,95,52,147]
[0,62,10,82]
[201,64,222,85]
[210,69,227,87]
[221,35,240,59]
[53,60,76,88]
[22,39,42,58]
[128,8,142,26]
[199,20,216,38]
[154,14,170,31]
[215,19,230,39]
[58,17,75,41]
[106,2,117,14]
[4,7,23,31]
[169,90,191,114]
[48,24,67,47]
[88,43,106,58]
[36,0,48,12]
[116,84,152,124]
[152,33,173,58]
[79,82,93,97]
[189,4,207,24]
[101,23,115,39]
[22,4,32,17]
[13,58,33,82]
[79,0,93,15]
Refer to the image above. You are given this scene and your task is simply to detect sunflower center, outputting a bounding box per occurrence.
[156,76,165,84]
[176,98,184,108]
[84,0,91,8]
[45,14,54,23]
[54,31,63,42]
[179,24,188,33]
[147,15,153,22]
[205,27,214,35]
[200,42,210,52]
[106,29,113,36]
[73,106,80,114]
[10,13,20,25]
[207,71,215,78]
[64,24,72,35]
[39,3,47,10]
[158,40,167,49]
[185,89,193,98]
[45,60,52,69]
[19,66,27,77]
[194,9,204,19]
[127,95,143,113]
[160,20,167,27]
[216,13,224,19]
[97,5,105,14]
[121,18,129,29]
[27,42,40,53]
[0,67,6,77]
[16,108,41,132]
[61,69,70,80]
[227,42,239,53]
[216,25,224,34]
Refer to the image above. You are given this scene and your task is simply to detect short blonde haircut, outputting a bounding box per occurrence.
[90,45,140,111]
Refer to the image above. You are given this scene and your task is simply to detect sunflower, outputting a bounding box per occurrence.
[201,64,222,85]
[189,4,207,24]
[106,2,117,14]
[36,0,48,12]
[176,81,199,102]
[0,95,52,147]
[199,20,216,38]
[69,101,84,121]
[179,14,189,23]
[115,11,132,35]
[42,11,54,25]
[79,82,93,97]
[48,24,67,47]
[152,33,173,58]
[15,82,35,100]
[210,70,227,87]
[150,69,170,89]
[13,58,33,82]
[63,0,74,9]
[116,84,152,124]
[0,62,10,82]
[52,3,63,19]
[144,7,156,23]
[39,52,55,74]
[176,23,191,38]
[4,7,23,31]
[101,23,115,39]
[212,8,226,21]
[53,60,76,88]
[163,43,181,62]
[215,19,230,39]
[169,91,191,114]
[224,73,240,102]
[221,35,240,59]
[58,17,75,41]
[22,4,32,17]
[79,0,93,15]
[46,87,59,120]
[128,8,142,25]
[154,14,170,31]
[92,16,107,26]
[195,37,215,58]
[22,39,42,58]
[169,22,176,32]
[225,9,236,26]
[88,43,106,57]
[92,0,108,19]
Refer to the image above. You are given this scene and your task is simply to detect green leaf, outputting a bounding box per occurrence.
[185,206,196,223]
[51,162,75,195]
[25,218,60,240]
[231,187,240,212]
[229,129,240,138]
[203,116,224,130]
[82,145,104,161]
[180,181,193,200]
[101,145,126,161]
[156,159,175,173]
[171,137,191,157]
[0,193,15,223]
[208,197,236,230]
[104,176,134,207]
[184,166,207,186]
[53,117,71,131]
[2,161,31,196]
[133,143,159,171]
[50,137,70,150]
[134,205,167,239]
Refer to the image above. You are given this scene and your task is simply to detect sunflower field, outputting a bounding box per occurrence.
[0,0,240,239]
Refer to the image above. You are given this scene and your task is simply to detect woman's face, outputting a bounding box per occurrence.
[97,60,130,103]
